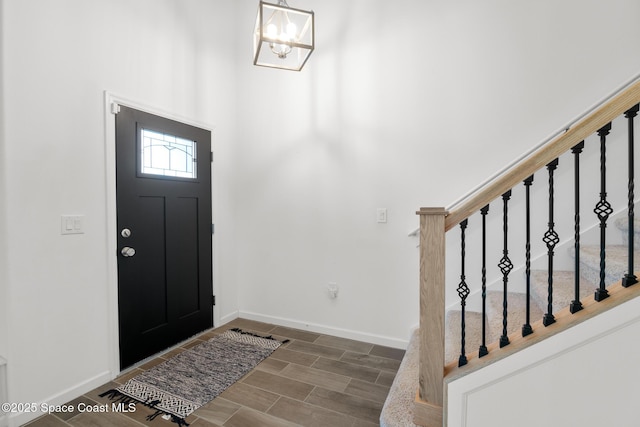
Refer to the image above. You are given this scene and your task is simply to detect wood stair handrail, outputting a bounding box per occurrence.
[444,80,640,231]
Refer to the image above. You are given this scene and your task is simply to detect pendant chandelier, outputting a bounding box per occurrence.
[253,0,314,71]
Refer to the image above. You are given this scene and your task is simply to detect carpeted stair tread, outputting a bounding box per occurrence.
[380,329,419,427]
[577,245,640,287]
[530,269,593,315]
[615,217,640,247]
[445,310,485,365]
[486,290,544,342]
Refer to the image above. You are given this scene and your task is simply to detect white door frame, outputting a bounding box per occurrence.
[102,91,218,377]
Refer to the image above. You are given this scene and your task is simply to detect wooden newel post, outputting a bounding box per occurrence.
[414,207,447,427]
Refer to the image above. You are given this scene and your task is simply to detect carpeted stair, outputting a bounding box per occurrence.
[379,328,420,427]
[380,217,638,426]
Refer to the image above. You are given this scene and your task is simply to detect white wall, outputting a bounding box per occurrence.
[232,0,640,343]
[0,0,8,362]
[1,1,237,425]
[233,0,427,346]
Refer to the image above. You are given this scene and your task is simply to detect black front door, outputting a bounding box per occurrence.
[115,105,213,369]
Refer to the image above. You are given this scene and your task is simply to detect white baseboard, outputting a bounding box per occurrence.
[7,370,112,427]
[239,310,409,349]
[219,310,239,326]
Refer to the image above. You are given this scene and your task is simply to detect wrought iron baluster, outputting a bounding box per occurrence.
[594,123,613,302]
[543,159,560,327]
[499,191,513,348]
[570,142,585,313]
[522,175,533,337]
[479,205,489,357]
[457,220,470,367]
[623,104,639,288]
[522,176,534,337]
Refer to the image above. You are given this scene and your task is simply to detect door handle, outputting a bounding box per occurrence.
[121,246,136,257]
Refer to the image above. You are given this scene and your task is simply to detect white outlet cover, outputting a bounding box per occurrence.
[377,208,387,223]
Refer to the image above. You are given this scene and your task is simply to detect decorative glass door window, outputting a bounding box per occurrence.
[140,128,197,179]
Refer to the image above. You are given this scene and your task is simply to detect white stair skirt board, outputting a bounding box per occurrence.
[447,295,640,427]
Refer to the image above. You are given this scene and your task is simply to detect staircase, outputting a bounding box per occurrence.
[381,218,639,426]
[445,217,640,366]
[381,78,640,427]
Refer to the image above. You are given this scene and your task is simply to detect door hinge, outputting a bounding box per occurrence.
[111,102,121,115]
[210,152,214,163]
[211,223,215,234]
[212,295,216,306]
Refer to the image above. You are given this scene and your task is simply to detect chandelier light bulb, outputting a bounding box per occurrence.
[267,18,294,58]
[267,23,277,37]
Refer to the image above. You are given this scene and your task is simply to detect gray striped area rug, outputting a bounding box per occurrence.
[101,329,284,426]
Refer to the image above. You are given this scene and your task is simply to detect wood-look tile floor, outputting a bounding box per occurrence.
[24,318,404,427]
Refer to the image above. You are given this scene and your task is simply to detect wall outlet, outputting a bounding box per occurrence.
[327,282,339,299]
[377,208,387,223]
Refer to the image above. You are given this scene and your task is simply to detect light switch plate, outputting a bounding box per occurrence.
[61,215,85,235]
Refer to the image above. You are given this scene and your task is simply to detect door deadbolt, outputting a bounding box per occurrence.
[121,228,132,238]
[121,246,136,257]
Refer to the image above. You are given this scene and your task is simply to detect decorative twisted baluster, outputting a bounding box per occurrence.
[499,191,513,348]
[622,104,639,288]
[457,219,470,367]
[594,123,613,302]
[522,176,534,337]
[543,159,560,327]
[479,204,489,358]
[570,142,585,314]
